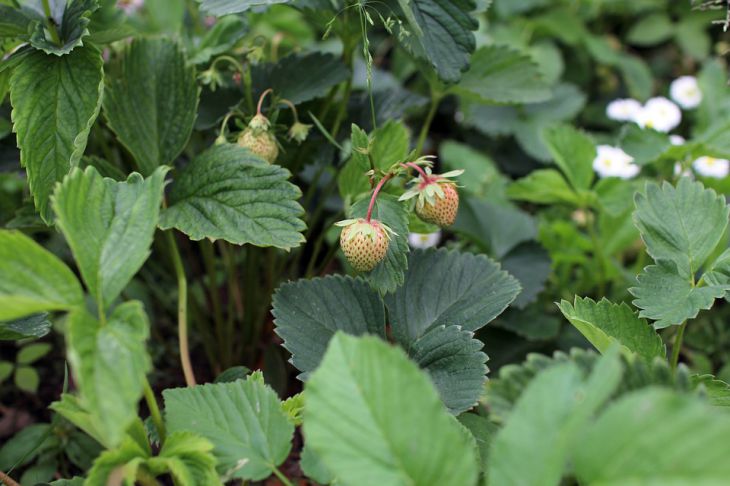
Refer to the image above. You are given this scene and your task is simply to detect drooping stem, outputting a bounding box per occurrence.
[279,99,300,123]
[164,230,196,387]
[401,162,431,182]
[271,466,294,486]
[257,88,273,115]
[365,174,393,222]
[0,471,20,486]
[671,320,688,371]
[142,378,167,444]
[41,0,61,46]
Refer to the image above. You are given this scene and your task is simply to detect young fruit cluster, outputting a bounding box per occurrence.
[336,218,394,272]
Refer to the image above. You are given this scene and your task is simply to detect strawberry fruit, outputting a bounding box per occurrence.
[336,218,394,272]
[400,168,463,227]
[237,113,279,163]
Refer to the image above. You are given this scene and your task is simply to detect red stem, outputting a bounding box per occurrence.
[366,174,393,222]
[401,162,431,183]
[257,88,273,115]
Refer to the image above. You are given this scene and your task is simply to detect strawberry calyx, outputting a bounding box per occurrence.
[399,166,464,210]
[335,218,396,241]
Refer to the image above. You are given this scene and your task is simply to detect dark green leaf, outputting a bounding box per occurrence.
[196,0,289,15]
[29,0,99,56]
[501,243,551,309]
[188,15,248,64]
[0,5,34,38]
[0,313,51,341]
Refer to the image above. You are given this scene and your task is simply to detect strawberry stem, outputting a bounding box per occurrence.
[280,98,299,123]
[366,173,393,222]
[257,88,273,115]
[401,162,431,183]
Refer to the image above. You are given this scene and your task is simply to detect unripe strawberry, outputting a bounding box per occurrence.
[237,113,279,163]
[336,218,394,272]
[400,168,464,227]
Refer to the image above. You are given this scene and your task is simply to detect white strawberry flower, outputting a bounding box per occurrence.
[593,145,640,179]
[670,135,686,145]
[670,76,703,109]
[408,231,441,249]
[693,156,730,179]
[634,97,682,133]
[606,98,642,122]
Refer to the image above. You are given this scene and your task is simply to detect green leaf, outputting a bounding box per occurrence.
[14,365,40,393]
[501,243,551,310]
[439,140,508,198]
[303,333,479,486]
[0,362,13,382]
[573,389,730,485]
[10,44,104,221]
[676,16,711,60]
[541,124,595,191]
[159,144,306,250]
[272,275,386,379]
[456,45,551,104]
[300,445,335,485]
[398,0,478,83]
[164,371,294,481]
[488,349,622,486]
[214,365,251,383]
[409,324,487,414]
[507,169,580,206]
[633,178,729,278]
[50,393,108,447]
[349,193,410,294]
[196,0,289,15]
[17,342,52,364]
[0,313,51,341]
[66,302,151,448]
[458,413,497,473]
[370,120,410,172]
[252,52,349,105]
[103,37,199,175]
[626,13,675,46]
[618,124,671,166]
[85,422,150,486]
[53,166,168,309]
[28,0,99,55]
[0,230,83,320]
[630,260,728,329]
[188,15,248,65]
[384,248,521,345]
[146,432,222,486]
[0,5,34,38]
[558,297,665,362]
[0,423,52,470]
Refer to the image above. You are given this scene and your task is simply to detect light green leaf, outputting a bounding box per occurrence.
[507,169,580,206]
[85,421,150,486]
[456,45,551,104]
[458,413,497,473]
[384,248,521,345]
[573,389,730,485]
[626,13,674,46]
[0,230,83,320]
[14,365,40,393]
[50,393,107,447]
[252,52,349,105]
[633,178,729,278]
[163,372,294,481]
[370,120,410,172]
[0,362,13,382]
[158,144,306,250]
[17,342,52,364]
[630,260,728,329]
[541,124,595,191]
[146,432,222,486]
[303,333,479,486]
[488,349,622,486]
[300,445,335,485]
[66,302,151,448]
[409,324,487,414]
[398,0,478,83]
[618,124,671,166]
[272,275,386,379]
[0,423,52,471]
[10,44,104,221]
[28,0,98,56]
[0,313,51,341]
[196,0,289,15]
[188,15,248,65]
[349,193,410,294]
[53,166,167,309]
[103,37,199,175]
[439,141,508,198]
[558,297,665,362]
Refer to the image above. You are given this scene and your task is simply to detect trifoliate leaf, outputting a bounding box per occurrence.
[28,0,99,56]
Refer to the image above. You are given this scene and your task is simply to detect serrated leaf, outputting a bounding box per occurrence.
[28,0,98,56]
[409,324,487,415]
[146,432,222,486]
[398,0,478,83]
[349,193,409,294]
[542,124,595,191]
[507,169,581,206]
[159,144,306,250]
[303,333,478,486]
[85,420,150,485]
[196,0,289,15]
[0,230,83,320]
[455,45,551,104]
[53,166,167,310]
[252,51,349,105]
[272,275,386,379]
[0,313,51,341]
[573,389,730,485]
[66,302,151,448]
[370,120,410,172]
[558,297,665,362]
[10,44,104,221]
[384,248,521,346]
[103,37,199,175]
[633,178,729,278]
[163,372,294,481]
[631,260,728,329]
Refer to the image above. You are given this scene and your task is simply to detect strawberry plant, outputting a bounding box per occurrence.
[1,0,730,485]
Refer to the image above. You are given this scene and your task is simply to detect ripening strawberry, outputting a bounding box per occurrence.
[336,218,394,272]
[237,113,279,163]
[400,168,464,227]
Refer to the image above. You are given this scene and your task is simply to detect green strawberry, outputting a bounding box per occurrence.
[336,218,394,272]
